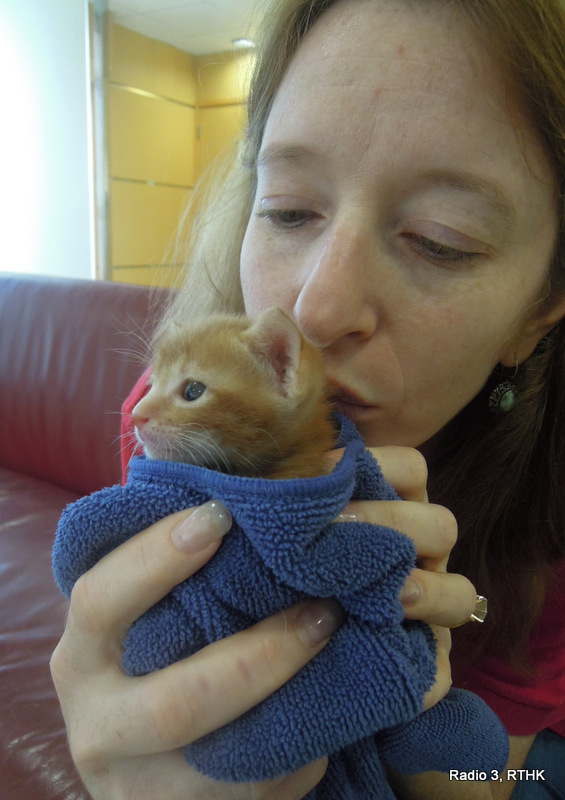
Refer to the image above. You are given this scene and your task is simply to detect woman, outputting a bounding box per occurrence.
[51,0,565,797]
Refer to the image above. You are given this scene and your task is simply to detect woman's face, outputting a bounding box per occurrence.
[240,0,559,448]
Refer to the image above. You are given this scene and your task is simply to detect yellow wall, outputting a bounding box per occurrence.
[194,50,253,177]
[106,22,253,287]
[109,86,195,185]
[109,25,197,105]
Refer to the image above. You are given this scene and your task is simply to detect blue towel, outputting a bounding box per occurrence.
[53,415,508,798]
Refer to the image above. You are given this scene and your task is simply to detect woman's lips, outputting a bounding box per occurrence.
[329,384,377,421]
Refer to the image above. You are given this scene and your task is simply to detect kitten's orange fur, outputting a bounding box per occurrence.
[132,308,336,478]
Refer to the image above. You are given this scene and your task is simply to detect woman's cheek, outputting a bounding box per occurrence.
[240,230,299,316]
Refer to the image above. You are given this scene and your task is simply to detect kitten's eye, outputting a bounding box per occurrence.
[183,381,206,402]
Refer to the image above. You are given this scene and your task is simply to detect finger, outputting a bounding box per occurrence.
[326,446,429,501]
[369,446,429,501]
[84,746,328,800]
[264,757,328,799]
[122,600,346,755]
[65,503,232,669]
[90,750,200,800]
[181,755,328,800]
[401,568,477,627]
[337,500,457,569]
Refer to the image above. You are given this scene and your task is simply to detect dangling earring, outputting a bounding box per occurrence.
[488,362,518,413]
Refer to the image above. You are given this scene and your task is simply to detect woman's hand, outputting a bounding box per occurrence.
[329,445,477,710]
[330,446,477,624]
[51,447,472,798]
[50,502,341,800]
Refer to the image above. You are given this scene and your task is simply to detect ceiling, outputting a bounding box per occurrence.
[108,0,266,55]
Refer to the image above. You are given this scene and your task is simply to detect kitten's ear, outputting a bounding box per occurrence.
[247,308,302,397]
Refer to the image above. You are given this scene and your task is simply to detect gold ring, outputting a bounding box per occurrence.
[470,595,488,623]
[453,595,488,627]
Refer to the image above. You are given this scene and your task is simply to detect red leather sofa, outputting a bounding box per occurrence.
[0,273,168,799]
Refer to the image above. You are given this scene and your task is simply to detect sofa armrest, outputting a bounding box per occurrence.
[0,468,87,799]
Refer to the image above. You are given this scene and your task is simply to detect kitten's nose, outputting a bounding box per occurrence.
[132,413,149,429]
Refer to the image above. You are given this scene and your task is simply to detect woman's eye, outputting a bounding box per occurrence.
[406,234,482,265]
[183,381,206,402]
[257,209,316,229]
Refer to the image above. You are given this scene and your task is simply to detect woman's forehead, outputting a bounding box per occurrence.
[261,0,556,218]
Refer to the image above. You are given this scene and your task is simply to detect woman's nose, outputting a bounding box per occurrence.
[293,221,378,347]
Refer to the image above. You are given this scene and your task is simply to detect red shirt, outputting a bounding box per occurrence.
[120,367,152,483]
[120,370,565,739]
[456,562,565,738]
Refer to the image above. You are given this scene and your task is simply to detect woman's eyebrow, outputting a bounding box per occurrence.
[415,170,517,232]
[257,144,327,170]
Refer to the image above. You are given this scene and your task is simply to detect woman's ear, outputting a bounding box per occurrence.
[499,295,565,367]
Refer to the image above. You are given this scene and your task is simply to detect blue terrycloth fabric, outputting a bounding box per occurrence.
[53,415,508,798]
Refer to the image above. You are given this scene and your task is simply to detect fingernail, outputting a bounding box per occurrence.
[334,510,363,523]
[296,599,347,647]
[400,576,421,607]
[171,501,232,553]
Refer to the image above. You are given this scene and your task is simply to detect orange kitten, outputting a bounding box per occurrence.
[131,308,336,478]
